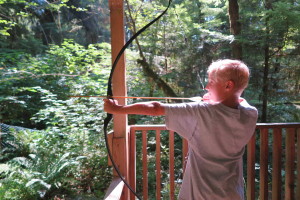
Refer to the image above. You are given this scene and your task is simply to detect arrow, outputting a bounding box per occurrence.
[69,95,203,101]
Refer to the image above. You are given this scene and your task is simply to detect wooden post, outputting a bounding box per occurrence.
[272,128,282,200]
[259,128,269,200]
[109,0,129,199]
[296,128,300,200]
[285,128,296,200]
[247,134,256,200]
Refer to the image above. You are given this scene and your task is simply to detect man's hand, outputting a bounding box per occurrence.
[103,99,121,114]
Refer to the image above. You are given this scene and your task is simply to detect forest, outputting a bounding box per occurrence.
[0,0,299,199]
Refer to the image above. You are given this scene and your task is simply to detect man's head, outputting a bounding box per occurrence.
[205,59,250,103]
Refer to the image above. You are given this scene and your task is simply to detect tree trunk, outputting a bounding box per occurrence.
[67,0,102,44]
[137,58,179,99]
[37,9,61,45]
[261,0,272,122]
[228,0,242,60]
[262,44,270,122]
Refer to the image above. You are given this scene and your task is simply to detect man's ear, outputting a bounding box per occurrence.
[225,80,235,90]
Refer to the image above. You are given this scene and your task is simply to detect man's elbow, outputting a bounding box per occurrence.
[151,102,165,116]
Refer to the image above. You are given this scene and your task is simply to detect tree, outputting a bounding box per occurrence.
[0,0,110,51]
[261,0,272,122]
[228,0,242,59]
[125,0,231,98]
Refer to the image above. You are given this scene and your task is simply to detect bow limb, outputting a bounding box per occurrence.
[104,1,173,199]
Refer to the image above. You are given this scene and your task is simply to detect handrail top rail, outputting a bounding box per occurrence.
[256,122,300,128]
[130,124,167,131]
[130,123,300,130]
[104,177,125,200]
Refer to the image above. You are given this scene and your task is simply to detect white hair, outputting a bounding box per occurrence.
[207,59,250,91]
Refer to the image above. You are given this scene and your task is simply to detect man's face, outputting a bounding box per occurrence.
[205,75,226,103]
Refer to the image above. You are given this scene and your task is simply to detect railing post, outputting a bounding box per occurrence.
[142,130,148,200]
[247,134,256,200]
[296,128,300,200]
[169,131,175,200]
[156,130,161,200]
[109,0,129,199]
[259,128,269,200]
[129,128,136,200]
[272,128,282,200]
[285,128,296,200]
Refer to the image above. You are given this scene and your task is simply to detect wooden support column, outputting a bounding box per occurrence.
[109,0,129,199]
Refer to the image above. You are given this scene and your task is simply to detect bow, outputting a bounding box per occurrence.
[104,1,173,199]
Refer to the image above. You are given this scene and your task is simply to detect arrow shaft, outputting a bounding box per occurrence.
[69,95,198,100]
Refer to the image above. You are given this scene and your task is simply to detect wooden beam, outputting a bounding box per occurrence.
[285,128,296,200]
[247,134,256,200]
[296,128,300,200]
[259,128,269,200]
[109,1,129,199]
[169,131,175,200]
[155,130,161,200]
[109,0,128,137]
[272,128,282,200]
[142,130,148,200]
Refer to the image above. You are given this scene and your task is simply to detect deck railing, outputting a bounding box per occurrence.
[127,123,300,200]
[129,125,182,200]
[104,177,124,199]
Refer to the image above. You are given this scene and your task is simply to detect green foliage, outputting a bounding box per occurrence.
[0,130,111,199]
[0,19,16,36]
[0,40,112,199]
[0,0,109,50]
[0,93,112,199]
[0,39,111,127]
[0,0,299,199]
[126,0,231,98]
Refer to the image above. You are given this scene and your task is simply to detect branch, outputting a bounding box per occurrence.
[125,0,179,99]
[125,0,144,58]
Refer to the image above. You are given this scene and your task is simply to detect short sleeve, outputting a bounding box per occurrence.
[164,103,203,140]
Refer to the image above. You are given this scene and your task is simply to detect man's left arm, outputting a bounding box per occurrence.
[103,99,165,116]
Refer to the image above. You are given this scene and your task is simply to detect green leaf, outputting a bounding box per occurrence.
[26,179,51,190]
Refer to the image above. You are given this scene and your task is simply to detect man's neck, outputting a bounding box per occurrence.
[221,96,240,109]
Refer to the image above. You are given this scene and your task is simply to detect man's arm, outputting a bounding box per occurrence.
[103,99,165,116]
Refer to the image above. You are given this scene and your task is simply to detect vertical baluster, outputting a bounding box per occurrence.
[142,130,148,200]
[296,128,300,200]
[260,128,269,200]
[156,130,161,200]
[169,131,175,200]
[247,133,256,200]
[272,128,282,200]
[129,129,136,200]
[285,128,295,200]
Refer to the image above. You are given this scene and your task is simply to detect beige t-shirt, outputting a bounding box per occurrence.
[164,100,258,200]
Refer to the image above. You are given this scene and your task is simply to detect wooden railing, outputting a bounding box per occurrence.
[247,123,300,200]
[129,125,184,200]
[104,177,124,200]
[127,123,300,200]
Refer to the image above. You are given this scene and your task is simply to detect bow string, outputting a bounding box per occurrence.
[104,1,173,199]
